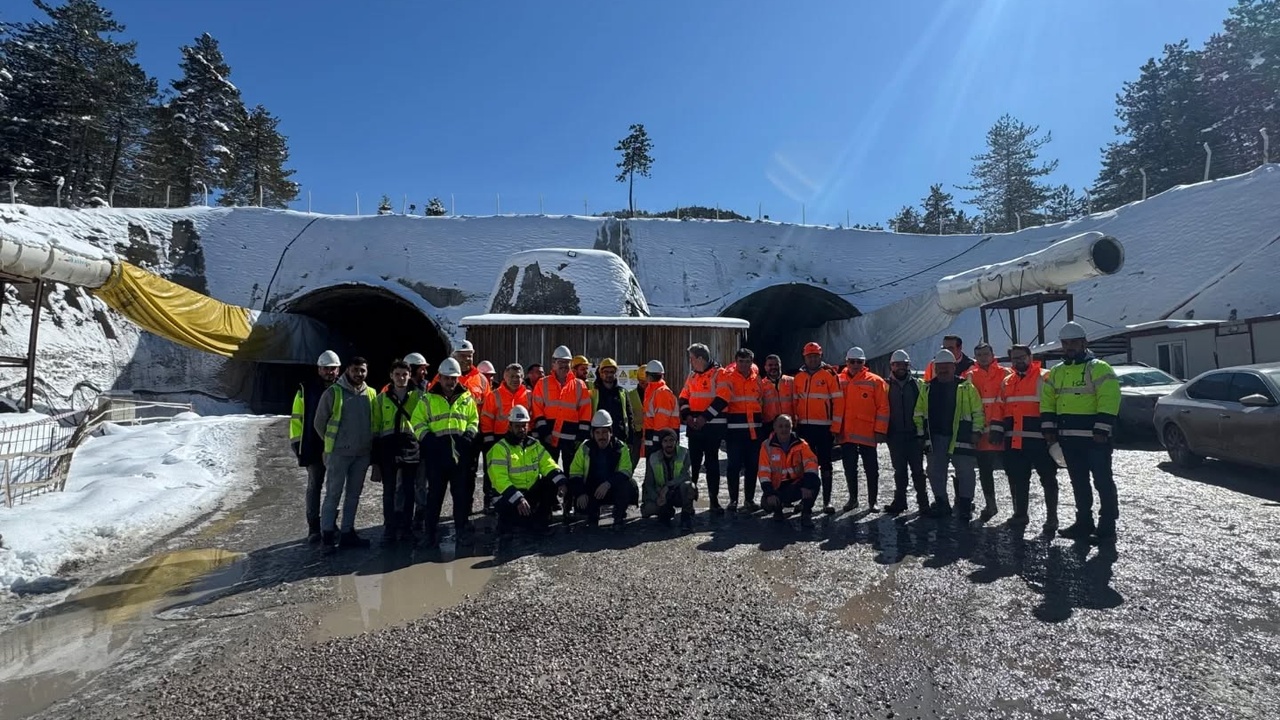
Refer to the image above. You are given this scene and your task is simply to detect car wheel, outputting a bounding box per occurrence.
[1163,423,1202,468]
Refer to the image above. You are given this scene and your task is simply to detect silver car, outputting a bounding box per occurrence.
[1153,362,1280,470]
[1112,363,1185,442]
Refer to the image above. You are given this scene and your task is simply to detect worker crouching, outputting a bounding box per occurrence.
[757,414,821,525]
[488,404,568,536]
[641,428,697,530]
[569,409,639,530]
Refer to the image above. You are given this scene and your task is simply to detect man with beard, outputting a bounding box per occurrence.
[965,342,1011,522]
[679,343,731,512]
[290,350,342,544]
[568,410,639,530]
[589,358,642,468]
[641,428,697,530]
[989,344,1059,535]
[883,350,929,515]
[792,342,844,514]
[488,405,567,536]
[761,354,795,422]
[836,347,889,512]
[722,348,775,512]
[413,358,480,546]
[372,361,424,544]
[313,356,376,551]
[914,349,984,519]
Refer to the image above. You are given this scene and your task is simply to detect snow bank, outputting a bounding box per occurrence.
[490,248,649,316]
[0,415,270,593]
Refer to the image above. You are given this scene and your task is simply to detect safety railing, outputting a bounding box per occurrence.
[0,395,193,507]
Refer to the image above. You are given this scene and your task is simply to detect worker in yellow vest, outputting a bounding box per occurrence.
[488,404,568,536]
[312,355,376,552]
[289,350,341,544]
[568,409,638,530]
[413,357,480,547]
[372,360,424,544]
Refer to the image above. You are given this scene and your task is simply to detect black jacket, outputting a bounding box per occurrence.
[293,380,328,467]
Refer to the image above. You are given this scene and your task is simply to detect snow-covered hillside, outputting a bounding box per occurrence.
[1,164,1279,404]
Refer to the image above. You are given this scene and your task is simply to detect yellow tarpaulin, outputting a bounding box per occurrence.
[91,261,255,358]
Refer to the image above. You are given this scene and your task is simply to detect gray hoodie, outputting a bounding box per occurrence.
[313,375,374,457]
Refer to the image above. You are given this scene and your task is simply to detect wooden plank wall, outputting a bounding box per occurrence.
[461,324,746,382]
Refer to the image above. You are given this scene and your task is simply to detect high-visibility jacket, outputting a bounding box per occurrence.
[722,364,774,440]
[923,353,975,380]
[319,382,377,455]
[590,382,643,440]
[289,380,329,467]
[487,435,566,502]
[836,367,889,446]
[642,379,681,453]
[792,364,843,430]
[990,363,1049,450]
[964,362,1011,451]
[679,364,731,427]
[431,366,490,406]
[643,446,693,507]
[372,387,424,438]
[1040,355,1120,439]
[531,372,591,447]
[568,437,635,485]
[912,378,985,455]
[757,432,820,487]
[764,375,795,421]
[480,382,531,446]
[412,385,479,438]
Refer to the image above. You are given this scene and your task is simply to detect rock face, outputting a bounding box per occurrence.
[488,248,650,317]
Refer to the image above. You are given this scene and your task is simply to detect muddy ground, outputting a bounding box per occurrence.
[2,419,1278,720]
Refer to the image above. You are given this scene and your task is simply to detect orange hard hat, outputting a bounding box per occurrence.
[803,342,823,356]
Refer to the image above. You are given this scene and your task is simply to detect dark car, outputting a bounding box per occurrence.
[1153,363,1280,470]
[1111,363,1184,441]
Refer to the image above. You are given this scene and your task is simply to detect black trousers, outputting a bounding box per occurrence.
[686,424,724,505]
[423,459,471,539]
[304,462,326,528]
[495,475,558,529]
[1002,444,1059,520]
[976,451,1001,509]
[724,429,762,505]
[1059,436,1118,525]
[840,442,880,506]
[572,475,639,521]
[761,474,821,511]
[796,424,835,505]
[378,461,418,531]
[886,435,929,508]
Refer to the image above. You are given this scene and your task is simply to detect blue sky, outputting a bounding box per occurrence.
[13,0,1236,224]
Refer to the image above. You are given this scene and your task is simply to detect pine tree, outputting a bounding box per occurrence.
[377,194,393,215]
[1043,184,1088,223]
[614,123,654,218]
[959,114,1059,233]
[920,183,962,234]
[0,0,156,206]
[218,105,298,207]
[425,197,447,216]
[1198,1,1280,177]
[157,33,245,206]
[888,205,924,233]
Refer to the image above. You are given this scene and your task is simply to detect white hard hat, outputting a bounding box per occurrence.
[439,357,462,377]
[1058,321,1087,341]
[552,345,573,360]
[933,349,957,365]
[890,349,910,364]
[591,409,613,428]
[508,405,531,423]
[403,352,427,366]
[477,360,496,374]
[646,360,665,374]
[454,339,475,354]
[846,347,867,361]
[316,350,341,367]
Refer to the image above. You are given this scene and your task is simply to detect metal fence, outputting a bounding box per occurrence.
[0,395,193,508]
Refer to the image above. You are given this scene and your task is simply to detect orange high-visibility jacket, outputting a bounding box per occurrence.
[964,362,1011,451]
[764,375,795,421]
[990,363,1049,450]
[757,432,820,488]
[430,366,491,406]
[679,364,732,428]
[836,367,889,446]
[792,364,844,431]
[480,382,531,446]
[723,364,776,440]
[641,379,681,452]
[531,373,591,447]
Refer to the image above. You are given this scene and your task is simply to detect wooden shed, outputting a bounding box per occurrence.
[459,314,749,381]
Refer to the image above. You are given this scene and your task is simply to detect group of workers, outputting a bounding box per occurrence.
[288,320,1121,551]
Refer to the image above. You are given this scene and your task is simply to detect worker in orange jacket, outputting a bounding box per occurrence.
[836,347,889,511]
[988,344,1059,534]
[641,360,680,457]
[762,354,795,419]
[923,334,976,380]
[679,342,731,513]
[757,414,821,526]
[793,341,844,514]
[722,348,777,512]
[964,341,1011,521]
[478,363,530,514]
[531,345,592,467]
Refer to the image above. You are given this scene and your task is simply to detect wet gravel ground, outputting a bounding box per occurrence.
[22,425,1280,720]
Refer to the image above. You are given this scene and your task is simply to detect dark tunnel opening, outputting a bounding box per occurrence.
[251,285,450,413]
[720,284,860,369]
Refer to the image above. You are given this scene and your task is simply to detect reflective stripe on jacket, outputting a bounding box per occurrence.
[764,375,795,420]
[679,364,731,425]
[793,365,843,428]
[481,383,531,445]
[642,380,681,452]
[837,367,889,446]
[1040,355,1121,437]
[757,432,820,487]
[964,362,1011,450]
[413,386,479,438]
[532,373,591,447]
[487,435,565,502]
[319,381,376,455]
[568,437,635,485]
[373,388,423,437]
[912,378,985,455]
[991,364,1048,450]
[723,364,773,439]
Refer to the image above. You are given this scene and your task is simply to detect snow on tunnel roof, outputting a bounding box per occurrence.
[460,313,749,328]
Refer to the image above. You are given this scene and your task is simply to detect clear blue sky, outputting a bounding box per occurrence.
[13,0,1236,224]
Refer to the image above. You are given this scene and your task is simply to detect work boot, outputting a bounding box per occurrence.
[884,497,907,515]
[1058,518,1095,541]
[320,530,338,555]
[680,511,694,531]
[772,508,786,522]
[822,504,836,515]
[1094,518,1117,544]
[339,530,371,549]
[979,504,999,522]
[742,499,759,513]
[955,498,974,520]
[842,499,859,512]
[800,507,814,527]
[1042,509,1060,536]
[927,501,952,518]
[381,525,398,546]
[306,518,322,545]
[727,500,739,514]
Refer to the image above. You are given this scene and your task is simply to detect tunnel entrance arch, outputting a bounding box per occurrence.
[251,284,450,413]
[720,284,859,368]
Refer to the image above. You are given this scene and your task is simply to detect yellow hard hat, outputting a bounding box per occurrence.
[571,354,590,368]
[598,358,618,370]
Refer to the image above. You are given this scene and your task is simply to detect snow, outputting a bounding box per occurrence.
[461,313,749,328]
[493,247,649,316]
[0,414,270,593]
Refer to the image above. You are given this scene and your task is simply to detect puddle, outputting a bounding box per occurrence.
[313,553,494,641]
[0,548,243,720]
[837,567,900,631]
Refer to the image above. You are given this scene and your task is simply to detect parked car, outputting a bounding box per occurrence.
[1152,362,1280,470]
[1111,363,1185,441]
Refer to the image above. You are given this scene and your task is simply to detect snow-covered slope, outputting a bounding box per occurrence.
[1,165,1279,401]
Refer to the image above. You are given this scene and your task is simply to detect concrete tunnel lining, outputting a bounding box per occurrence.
[251,284,450,412]
[720,284,860,366]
